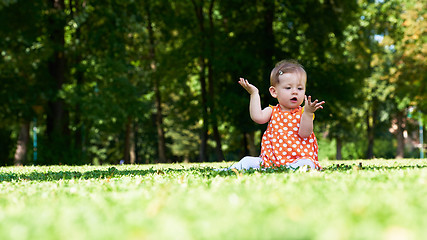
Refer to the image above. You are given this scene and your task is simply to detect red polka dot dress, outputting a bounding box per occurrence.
[260,105,322,169]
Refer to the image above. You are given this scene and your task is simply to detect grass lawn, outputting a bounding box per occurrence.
[0,159,426,240]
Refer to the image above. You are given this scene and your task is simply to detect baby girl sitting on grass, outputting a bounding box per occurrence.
[228,60,325,171]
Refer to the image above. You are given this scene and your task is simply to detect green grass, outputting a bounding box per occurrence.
[1,159,427,240]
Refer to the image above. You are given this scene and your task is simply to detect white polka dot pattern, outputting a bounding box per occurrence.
[260,105,321,169]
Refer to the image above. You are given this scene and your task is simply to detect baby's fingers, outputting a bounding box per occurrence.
[306,96,319,107]
[316,101,325,106]
[238,78,248,88]
[311,99,319,105]
[315,101,325,109]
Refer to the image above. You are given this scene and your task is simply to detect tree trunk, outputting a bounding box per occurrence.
[146,1,167,163]
[198,58,209,162]
[133,122,140,164]
[247,132,257,156]
[192,0,209,162]
[366,114,374,159]
[242,132,249,156]
[46,0,69,164]
[336,136,342,160]
[396,110,405,159]
[123,117,133,164]
[154,80,167,163]
[212,127,224,161]
[71,0,85,162]
[366,101,377,159]
[261,0,275,106]
[130,137,136,164]
[14,122,30,166]
[207,0,225,162]
[130,124,136,164]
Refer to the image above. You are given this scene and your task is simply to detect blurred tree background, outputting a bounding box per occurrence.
[0,0,425,166]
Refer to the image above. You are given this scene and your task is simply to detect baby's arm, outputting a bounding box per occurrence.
[238,78,272,124]
[299,95,325,138]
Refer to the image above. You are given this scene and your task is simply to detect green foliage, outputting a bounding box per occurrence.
[317,136,337,160]
[0,0,425,165]
[318,133,404,160]
[0,160,427,239]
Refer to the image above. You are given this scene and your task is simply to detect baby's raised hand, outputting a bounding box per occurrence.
[304,95,325,113]
[238,78,259,95]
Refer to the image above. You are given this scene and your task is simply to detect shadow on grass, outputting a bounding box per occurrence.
[1,163,426,182]
[0,166,242,182]
[324,163,427,172]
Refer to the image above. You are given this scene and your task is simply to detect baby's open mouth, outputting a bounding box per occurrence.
[291,97,297,102]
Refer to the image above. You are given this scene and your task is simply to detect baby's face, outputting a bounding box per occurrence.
[270,72,306,111]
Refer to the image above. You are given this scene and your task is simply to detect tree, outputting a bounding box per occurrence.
[355,0,426,158]
[377,0,426,157]
[273,0,363,159]
[0,0,47,165]
[3,0,422,165]
[145,1,168,163]
[44,0,71,163]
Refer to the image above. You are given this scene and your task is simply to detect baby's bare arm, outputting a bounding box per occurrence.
[299,95,325,138]
[238,78,272,124]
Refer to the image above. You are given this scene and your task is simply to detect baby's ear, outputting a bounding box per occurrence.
[269,86,277,98]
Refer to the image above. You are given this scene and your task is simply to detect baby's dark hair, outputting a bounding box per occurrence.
[270,60,306,86]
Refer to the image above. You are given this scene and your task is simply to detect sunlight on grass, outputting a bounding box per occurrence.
[0,159,426,240]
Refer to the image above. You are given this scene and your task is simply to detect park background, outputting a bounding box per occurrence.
[0,0,425,166]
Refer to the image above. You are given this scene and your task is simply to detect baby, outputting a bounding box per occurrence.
[230,60,325,171]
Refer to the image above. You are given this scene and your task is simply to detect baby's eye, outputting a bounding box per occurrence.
[298,87,303,90]
[285,87,291,90]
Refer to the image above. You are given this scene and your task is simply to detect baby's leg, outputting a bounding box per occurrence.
[288,158,316,170]
[228,156,262,170]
